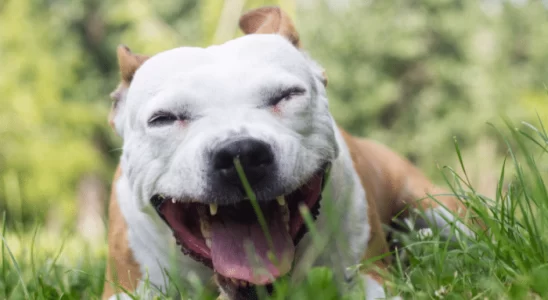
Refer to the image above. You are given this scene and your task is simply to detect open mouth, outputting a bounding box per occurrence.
[151,163,329,293]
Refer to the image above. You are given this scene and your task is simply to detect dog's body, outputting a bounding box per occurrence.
[102,7,468,300]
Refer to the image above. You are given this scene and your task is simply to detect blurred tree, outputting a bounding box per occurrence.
[297,0,548,188]
[0,0,113,228]
[0,0,546,229]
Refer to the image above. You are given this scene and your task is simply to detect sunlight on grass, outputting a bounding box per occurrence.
[388,118,548,299]
[1,119,547,299]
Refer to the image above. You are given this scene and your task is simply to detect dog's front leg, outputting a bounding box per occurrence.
[363,273,387,299]
[356,199,401,300]
[362,272,402,300]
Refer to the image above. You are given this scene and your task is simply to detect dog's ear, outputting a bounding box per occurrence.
[239,6,301,48]
[239,6,327,87]
[109,45,149,136]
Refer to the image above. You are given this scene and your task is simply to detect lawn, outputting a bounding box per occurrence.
[1,119,547,300]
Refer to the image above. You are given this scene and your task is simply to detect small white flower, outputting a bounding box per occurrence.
[417,228,433,240]
[434,285,448,299]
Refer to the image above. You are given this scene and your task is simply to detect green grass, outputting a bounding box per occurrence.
[1,119,547,300]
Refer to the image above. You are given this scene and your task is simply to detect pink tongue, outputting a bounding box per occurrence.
[211,211,294,285]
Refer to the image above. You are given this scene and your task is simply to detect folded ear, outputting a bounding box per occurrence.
[109,45,149,135]
[239,6,301,48]
[239,6,327,87]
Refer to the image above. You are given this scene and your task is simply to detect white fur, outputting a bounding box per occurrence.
[108,293,133,300]
[114,34,372,298]
[423,207,475,240]
[364,275,387,299]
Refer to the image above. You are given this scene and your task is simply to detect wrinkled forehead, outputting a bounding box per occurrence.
[128,34,312,100]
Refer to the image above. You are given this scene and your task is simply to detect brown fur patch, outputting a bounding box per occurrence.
[102,166,142,299]
[108,46,149,129]
[239,6,301,48]
[340,127,468,291]
[238,6,328,86]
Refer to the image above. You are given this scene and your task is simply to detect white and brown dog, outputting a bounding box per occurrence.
[102,6,470,300]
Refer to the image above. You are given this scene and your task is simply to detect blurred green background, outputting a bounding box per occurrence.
[0,0,547,241]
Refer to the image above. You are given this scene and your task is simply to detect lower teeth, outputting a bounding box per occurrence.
[280,202,290,231]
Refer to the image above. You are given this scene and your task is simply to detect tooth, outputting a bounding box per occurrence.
[206,238,212,248]
[210,204,218,215]
[200,219,211,239]
[231,278,238,285]
[240,280,248,287]
[171,198,176,204]
[276,196,285,206]
[280,199,290,226]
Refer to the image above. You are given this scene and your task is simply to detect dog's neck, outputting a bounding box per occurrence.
[292,124,370,284]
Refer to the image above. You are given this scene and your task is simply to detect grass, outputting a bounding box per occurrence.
[1,119,547,300]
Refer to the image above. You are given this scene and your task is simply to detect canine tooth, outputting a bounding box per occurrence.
[205,238,212,248]
[171,198,176,204]
[200,219,211,239]
[210,204,218,216]
[276,196,285,206]
[280,200,290,225]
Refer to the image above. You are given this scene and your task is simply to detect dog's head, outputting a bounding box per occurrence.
[110,6,338,298]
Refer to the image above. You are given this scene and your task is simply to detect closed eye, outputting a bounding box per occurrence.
[148,112,180,126]
[266,86,306,107]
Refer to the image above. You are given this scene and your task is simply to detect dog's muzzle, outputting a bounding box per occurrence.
[150,137,331,297]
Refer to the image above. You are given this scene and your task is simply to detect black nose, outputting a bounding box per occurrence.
[212,139,274,187]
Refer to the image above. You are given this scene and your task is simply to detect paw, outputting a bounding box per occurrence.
[363,274,386,299]
[362,275,403,300]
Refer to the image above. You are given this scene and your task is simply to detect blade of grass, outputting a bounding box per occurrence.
[1,211,6,299]
[233,158,276,264]
[30,224,40,295]
[452,136,475,192]
[0,235,29,299]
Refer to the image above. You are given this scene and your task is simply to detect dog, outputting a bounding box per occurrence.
[102,6,470,300]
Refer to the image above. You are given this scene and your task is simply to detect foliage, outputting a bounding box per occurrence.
[298,0,548,180]
[0,0,116,228]
[388,119,548,299]
[1,0,547,227]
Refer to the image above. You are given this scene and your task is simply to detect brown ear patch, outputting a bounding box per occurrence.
[117,45,149,84]
[321,71,328,87]
[239,6,301,48]
[108,45,149,130]
[239,6,328,87]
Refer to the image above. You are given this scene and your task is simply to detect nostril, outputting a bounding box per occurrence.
[213,149,236,171]
[248,146,274,167]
